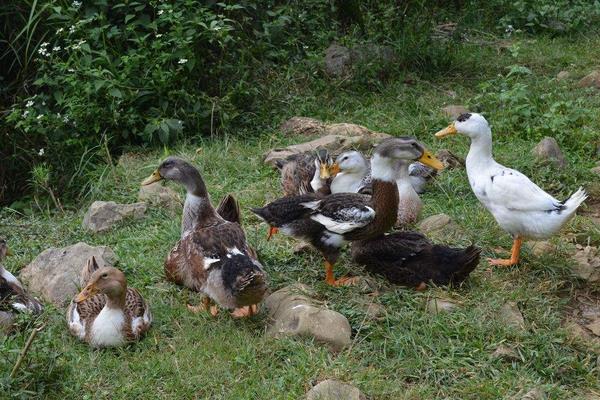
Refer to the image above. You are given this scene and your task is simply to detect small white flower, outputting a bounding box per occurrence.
[157,9,164,15]
[26,100,34,108]
[72,1,82,8]
[57,28,64,34]
[22,110,29,118]
[68,68,75,72]
[57,113,61,117]
[36,114,44,120]
[71,39,86,50]
[40,42,49,48]
[69,26,76,34]
[42,101,46,105]
[178,58,188,64]
[156,33,163,38]
[38,148,45,156]
[52,46,61,52]
[63,115,70,123]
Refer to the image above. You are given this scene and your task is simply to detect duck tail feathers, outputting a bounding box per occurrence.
[448,245,481,285]
[563,187,587,214]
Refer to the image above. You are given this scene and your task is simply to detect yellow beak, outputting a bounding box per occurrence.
[329,163,340,176]
[75,283,99,303]
[319,163,331,180]
[5,248,13,256]
[142,170,162,186]
[435,123,458,138]
[418,150,445,171]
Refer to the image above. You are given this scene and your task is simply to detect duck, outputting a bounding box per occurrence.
[251,137,444,286]
[435,112,587,266]
[408,162,437,194]
[351,231,481,289]
[142,157,267,317]
[67,257,151,348]
[276,149,334,196]
[330,151,431,226]
[0,238,43,315]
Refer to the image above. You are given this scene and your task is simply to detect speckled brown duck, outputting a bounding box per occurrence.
[276,149,334,197]
[142,157,267,317]
[351,231,481,289]
[0,239,43,315]
[251,137,444,286]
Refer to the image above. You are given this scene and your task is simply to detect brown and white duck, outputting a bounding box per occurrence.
[251,137,444,286]
[276,149,334,197]
[0,239,43,315]
[142,157,267,317]
[67,257,151,348]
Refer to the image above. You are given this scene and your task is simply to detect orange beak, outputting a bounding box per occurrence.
[142,170,162,186]
[266,226,279,240]
[435,123,458,138]
[75,282,99,303]
[329,163,340,176]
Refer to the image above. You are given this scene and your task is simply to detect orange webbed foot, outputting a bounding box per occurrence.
[266,226,279,240]
[487,257,518,267]
[231,304,259,318]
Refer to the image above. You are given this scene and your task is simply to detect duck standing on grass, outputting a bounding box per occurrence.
[67,257,151,348]
[435,112,587,266]
[142,157,267,317]
[251,137,444,286]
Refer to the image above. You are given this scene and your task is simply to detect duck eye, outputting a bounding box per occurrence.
[101,273,108,278]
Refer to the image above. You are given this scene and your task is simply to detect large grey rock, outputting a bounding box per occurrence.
[324,44,352,77]
[499,301,526,332]
[264,284,352,352]
[306,380,365,400]
[19,242,117,307]
[572,245,600,282]
[138,182,182,210]
[442,105,469,119]
[578,70,600,89]
[280,117,326,137]
[532,137,567,167]
[82,201,147,233]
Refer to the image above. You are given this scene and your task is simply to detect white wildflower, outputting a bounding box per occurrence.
[69,25,76,34]
[72,1,82,8]
[178,58,188,64]
[157,9,164,15]
[22,110,29,118]
[156,33,163,38]
[38,148,45,156]
[52,46,61,52]
[63,115,70,123]
[57,28,64,34]
[72,39,86,50]
[36,114,44,120]
[38,42,50,56]
[26,100,34,108]
[68,68,75,72]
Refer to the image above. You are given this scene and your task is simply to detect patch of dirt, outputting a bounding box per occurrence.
[564,289,600,352]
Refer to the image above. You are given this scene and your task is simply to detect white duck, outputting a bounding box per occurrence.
[435,112,587,266]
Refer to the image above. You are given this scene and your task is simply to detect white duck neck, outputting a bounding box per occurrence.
[370,154,397,182]
[395,161,413,191]
[466,130,494,171]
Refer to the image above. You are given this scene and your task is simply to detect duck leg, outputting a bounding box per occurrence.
[487,236,522,267]
[324,260,358,287]
[187,297,219,316]
[266,226,279,240]
[231,304,259,318]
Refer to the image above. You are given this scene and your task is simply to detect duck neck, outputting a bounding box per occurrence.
[181,167,217,234]
[366,154,399,235]
[395,161,412,189]
[466,130,494,172]
[105,288,127,310]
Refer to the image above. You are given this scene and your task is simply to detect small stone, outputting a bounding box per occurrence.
[591,166,600,176]
[264,284,351,352]
[138,182,182,210]
[418,214,452,235]
[426,297,460,314]
[528,241,556,257]
[436,149,464,169]
[0,311,14,334]
[280,117,326,137]
[572,245,600,282]
[532,137,567,168]
[19,242,117,307]
[293,242,314,254]
[324,43,352,77]
[442,105,469,119]
[585,319,600,336]
[82,201,147,233]
[364,302,386,320]
[577,70,600,89]
[306,380,365,400]
[556,70,570,81]
[499,301,526,332]
[492,344,520,361]
[521,388,546,400]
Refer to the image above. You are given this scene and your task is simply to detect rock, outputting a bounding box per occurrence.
[324,43,352,77]
[521,388,546,400]
[585,319,600,336]
[499,302,526,331]
[293,242,314,254]
[577,70,600,89]
[0,311,14,334]
[264,284,352,352]
[324,123,376,138]
[492,344,520,361]
[306,380,365,400]
[565,319,600,352]
[528,241,556,257]
[418,214,452,235]
[436,149,464,169]
[351,43,396,65]
[138,182,181,210]
[441,105,469,119]
[591,166,600,176]
[426,297,461,314]
[280,117,326,137]
[532,137,567,168]
[364,302,386,320]
[82,201,147,233]
[572,245,600,282]
[556,70,570,81]
[19,242,117,307]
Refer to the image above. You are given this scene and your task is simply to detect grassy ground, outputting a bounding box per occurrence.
[1,32,600,399]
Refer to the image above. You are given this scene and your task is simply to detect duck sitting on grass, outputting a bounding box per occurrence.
[142,157,267,317]
[0,238,43,315]
[251,137,444,286]
[435,112,587,266]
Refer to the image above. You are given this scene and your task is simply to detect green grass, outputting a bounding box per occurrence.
[1,32,600,399]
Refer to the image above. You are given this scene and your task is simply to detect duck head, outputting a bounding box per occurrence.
[142,156,197,186]
[333,151,369,175]
[435,112,491,140]
[75,261,127,303]
[371,137,444,181]
[314,148,335,179]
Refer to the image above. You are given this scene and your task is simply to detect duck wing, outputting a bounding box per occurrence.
[216,194,241,224]
[487,167,562,211]
[125,288,152,338]
[306,193,375,235]
[280,153,316,196]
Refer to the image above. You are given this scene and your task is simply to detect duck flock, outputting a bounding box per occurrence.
[0,112,587,348]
